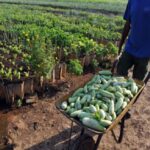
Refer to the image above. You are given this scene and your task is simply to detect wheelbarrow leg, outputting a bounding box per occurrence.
[118,116,125,143]
[68,122,85,150]
[93,134,103,150]
[111,113,129,143]
[80,128,85,136]
[68,121,74,150]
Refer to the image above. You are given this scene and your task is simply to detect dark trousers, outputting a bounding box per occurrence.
[117,51,150,81]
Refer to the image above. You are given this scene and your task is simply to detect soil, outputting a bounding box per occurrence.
[0,73,150,150]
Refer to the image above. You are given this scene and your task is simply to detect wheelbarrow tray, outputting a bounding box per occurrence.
[55,77,145,134]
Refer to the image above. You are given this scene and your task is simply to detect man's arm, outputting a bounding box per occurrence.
[118,21,131,55]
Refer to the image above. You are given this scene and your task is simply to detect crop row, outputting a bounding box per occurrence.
[0,0,127,15]
[0,4,123,80]
[0,4,124,41]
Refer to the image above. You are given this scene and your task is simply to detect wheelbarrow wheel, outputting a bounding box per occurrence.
[72,134,95,150]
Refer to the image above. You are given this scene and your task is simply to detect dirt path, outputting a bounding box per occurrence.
[1,74,150,150]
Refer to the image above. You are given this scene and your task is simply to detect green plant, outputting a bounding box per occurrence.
[91,59,99,70]
[0,3,124,81]
[16,99,23,108]
[106,42,118,56]
[68,59,83,75]
[28,35,55,78]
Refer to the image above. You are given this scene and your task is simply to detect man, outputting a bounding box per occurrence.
[117,0,150,81]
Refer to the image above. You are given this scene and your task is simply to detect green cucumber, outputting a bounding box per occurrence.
[101,75,112,80]
[96,93,102,99]
[82,117,106,132]
[122,101,127,109]
[115,86,123,94]
[72,88,83,97]
[86,95,92,103]
[101,103,108,112]
[61,101,68,110]
[66,106,71,114]
[115,91,124,99]
[112,112,117,120]
[115,97,124,111]
[75,98,82,110]
[100,119,112,127]
[101,78,108,84]
[83,107,90,112]
[79,112,93,119]
[91,100,98,105]
[99,109,106,119]
[68,97,77,103]
[102,97,111,103]
[124,89,134,98]
[95,104,100,111]
[131,82,138,94]
[116,108,122,115]
[99,70,112,76]
[70,103,75,108]
[106,113,113,121]
[107,86,116,93]
[68,108,76,114]
[83,85,88,93]
[96,101,103,107]
[89,105,97,113]
[124,97,130,103]
[70,110,82,117]
[101,80,112,90]
[99,89,115,99]
[80,95,87,104]
[109,100,114,115]
[91,90,96,100]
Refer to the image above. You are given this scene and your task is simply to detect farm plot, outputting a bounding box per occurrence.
[3,1,150,150]
[0,2,126,107]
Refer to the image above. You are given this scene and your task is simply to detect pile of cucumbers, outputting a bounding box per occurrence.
[61,70,139,132]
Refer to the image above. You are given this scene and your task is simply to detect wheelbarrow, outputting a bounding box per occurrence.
[55,71,149,150]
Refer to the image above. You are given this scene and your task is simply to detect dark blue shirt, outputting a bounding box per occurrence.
[124,0,150,58]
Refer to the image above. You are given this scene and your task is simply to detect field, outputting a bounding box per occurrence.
[0,0,150,150]
[0,2,124,83]
[0,0,127,14]
[0,0,125,92]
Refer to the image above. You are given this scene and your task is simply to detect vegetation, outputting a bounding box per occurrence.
[0,0,127,14]
[68,59,83,75]
[0,0,126,80]
[91,59,99,71]
[0,42,32,80]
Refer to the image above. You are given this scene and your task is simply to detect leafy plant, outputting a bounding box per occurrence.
[28,35,55,78]
[91,58,99,70]
[68,59,83,75]
[16,99,23,108]
[106,42,118,56]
